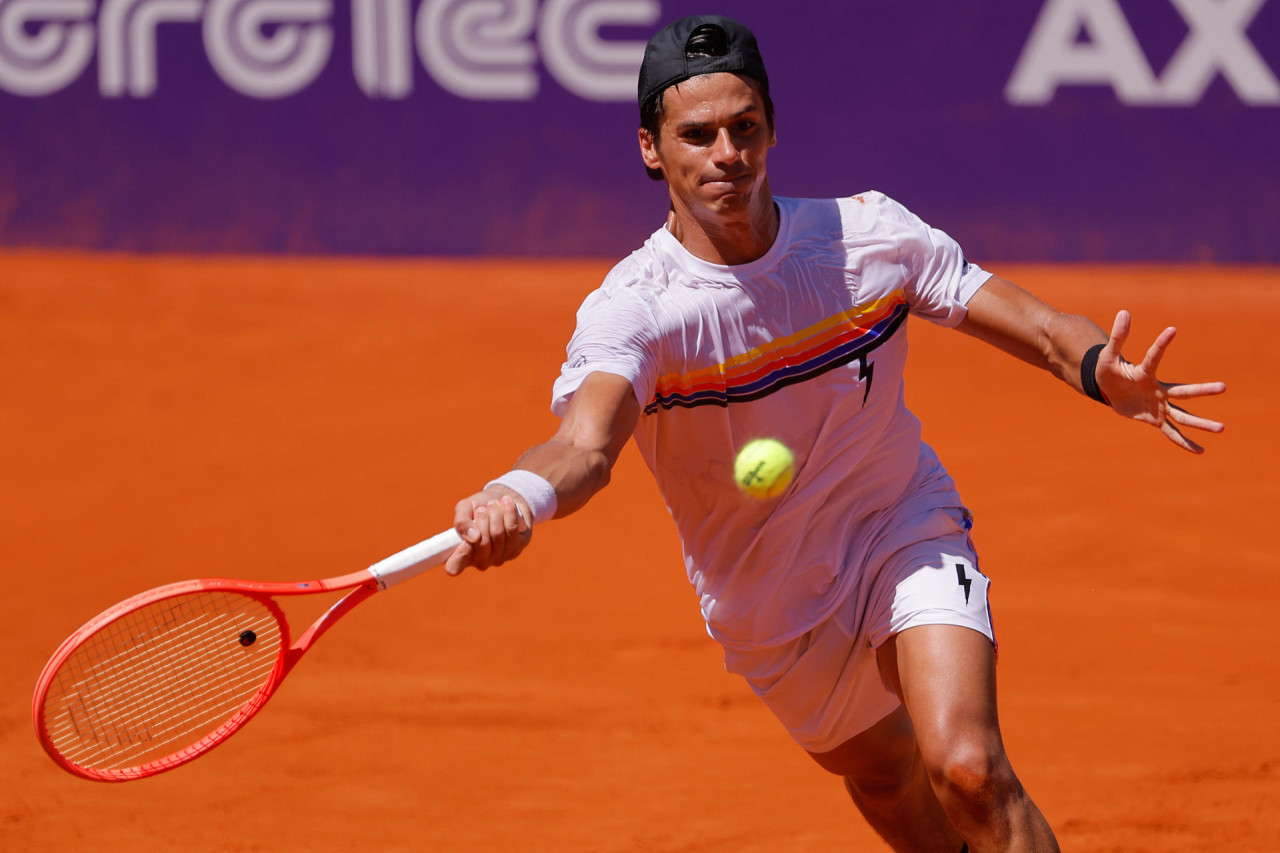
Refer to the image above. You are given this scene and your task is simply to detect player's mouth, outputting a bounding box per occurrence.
[703,171,753,191]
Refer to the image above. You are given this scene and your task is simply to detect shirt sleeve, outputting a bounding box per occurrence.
[550,279,659,417]
[863,193,992,328]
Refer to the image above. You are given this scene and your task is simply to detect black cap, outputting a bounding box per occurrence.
[637,15,768,110]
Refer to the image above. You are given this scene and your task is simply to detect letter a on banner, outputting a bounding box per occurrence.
[1006,0,1160,104]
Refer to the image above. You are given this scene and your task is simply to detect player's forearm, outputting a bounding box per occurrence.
[1040,311,1109,394]
[492,370,640,523]
[960,276,1107,395]
[511,439,614,519]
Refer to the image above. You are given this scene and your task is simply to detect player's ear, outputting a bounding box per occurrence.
[639,127,662,172]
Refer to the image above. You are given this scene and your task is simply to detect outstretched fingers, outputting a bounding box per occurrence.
[1138,325,1178,377]
[1108,309,1130,344]
[1162,419,1205,454]
[1158,396,1228,453]
[1104,310,1131,359]
[1166,380,1228,401]
[1167,401,1226,435]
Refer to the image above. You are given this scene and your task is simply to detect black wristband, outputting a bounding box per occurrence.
[1080,343,1109,406]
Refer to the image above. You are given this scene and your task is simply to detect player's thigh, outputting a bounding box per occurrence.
[883,624,1005,769]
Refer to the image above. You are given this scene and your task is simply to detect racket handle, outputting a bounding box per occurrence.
[367,528,463,590]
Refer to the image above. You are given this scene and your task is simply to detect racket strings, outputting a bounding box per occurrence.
[41,591,284,773]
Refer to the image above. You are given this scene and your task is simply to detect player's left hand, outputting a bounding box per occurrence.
[1095,310,1226,454]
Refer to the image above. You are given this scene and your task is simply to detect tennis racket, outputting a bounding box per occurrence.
[33,527,462,782]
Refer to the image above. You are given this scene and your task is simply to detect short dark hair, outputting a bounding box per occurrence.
[638,22,775,182]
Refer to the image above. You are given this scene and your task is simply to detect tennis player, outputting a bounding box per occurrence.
[444,15,1225,852]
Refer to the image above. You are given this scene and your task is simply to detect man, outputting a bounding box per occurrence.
[442,15,1225,853]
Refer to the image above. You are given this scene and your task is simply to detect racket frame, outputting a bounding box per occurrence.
[33,528,461,782]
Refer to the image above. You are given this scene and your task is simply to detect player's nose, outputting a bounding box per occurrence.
[710,127,741,165]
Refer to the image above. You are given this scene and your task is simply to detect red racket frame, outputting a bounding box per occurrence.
[33,528,460,781]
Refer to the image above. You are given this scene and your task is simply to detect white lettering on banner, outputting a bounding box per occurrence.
[204,0,333,98]
[1008,0,1279,105]
[1006,0,1159,103]
[539,0,660,100]
[0,0,95,96]
[1161,0,1279,104]
[99,0,203,97]
[354,0,412,97]
[418,0,537,100]
[0,0,655,99]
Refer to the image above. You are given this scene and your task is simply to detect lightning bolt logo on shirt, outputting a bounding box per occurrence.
[644,292,908,414]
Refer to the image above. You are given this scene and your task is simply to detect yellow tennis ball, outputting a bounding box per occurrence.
[734,438,794,498]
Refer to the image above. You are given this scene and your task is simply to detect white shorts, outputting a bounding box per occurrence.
[722,507,995,754]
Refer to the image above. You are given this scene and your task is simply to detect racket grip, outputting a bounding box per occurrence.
[367,528,463,590]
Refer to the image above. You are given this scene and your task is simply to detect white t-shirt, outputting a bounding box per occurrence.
[552,192,992,651]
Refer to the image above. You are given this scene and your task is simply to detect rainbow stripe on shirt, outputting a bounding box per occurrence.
[644,291,909,414]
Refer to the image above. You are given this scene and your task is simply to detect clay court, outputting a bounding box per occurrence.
[1,253,1274,851]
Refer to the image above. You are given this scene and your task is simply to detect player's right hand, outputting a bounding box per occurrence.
[445,490,532,575]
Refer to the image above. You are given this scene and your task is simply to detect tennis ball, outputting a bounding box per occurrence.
[734,438,794,499]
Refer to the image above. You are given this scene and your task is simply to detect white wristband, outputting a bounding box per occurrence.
[485,470,558,526]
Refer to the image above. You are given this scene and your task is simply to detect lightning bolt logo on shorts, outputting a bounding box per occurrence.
[956,564,973,605]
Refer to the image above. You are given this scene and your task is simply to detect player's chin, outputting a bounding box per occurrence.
[700,186,753,212]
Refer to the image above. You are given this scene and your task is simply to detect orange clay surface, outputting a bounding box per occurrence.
[1,252,1275,852]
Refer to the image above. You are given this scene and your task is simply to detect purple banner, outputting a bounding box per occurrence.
[1,0,1277,261]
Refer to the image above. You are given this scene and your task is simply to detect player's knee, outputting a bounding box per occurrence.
[927,740,1017,816]
[840,741,919,810]
[843,765,915,811]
